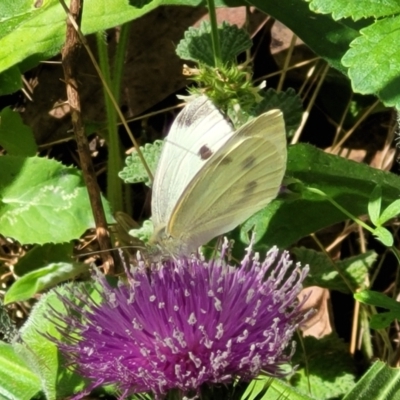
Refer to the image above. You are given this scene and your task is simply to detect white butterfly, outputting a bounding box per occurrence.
[151,95,287,256]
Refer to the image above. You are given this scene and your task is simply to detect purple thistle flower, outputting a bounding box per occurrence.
[46,241,312,399]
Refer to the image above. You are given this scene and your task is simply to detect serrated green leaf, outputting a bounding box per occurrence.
[17,285,93,399]
[0,156,113,245]
[343,361,400,400]
[0,66,22,95]
[248,0,361,73]
[0,342,41,400]
[254,88,303,137]
[292,247,376,293]
[0,107,37,156]
[4,262,87,304]
[307,0,400,21]
[129,219,154,243]
[176,21,252,66]
[368,185,381,225]
[378,199,400,225]
[240,144,400,250]
[119,140,163,186]
[373,226,393,247]
[291,334,356,399]
[342,16,400,108]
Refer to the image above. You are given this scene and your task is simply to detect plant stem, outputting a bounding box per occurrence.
[96,30,124,213]
[305,187,373,232]
[206,0,222,67]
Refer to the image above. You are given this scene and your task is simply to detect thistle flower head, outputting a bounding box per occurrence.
[46,241,312,399]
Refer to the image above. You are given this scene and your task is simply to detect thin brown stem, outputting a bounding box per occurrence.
[60,0,114,273]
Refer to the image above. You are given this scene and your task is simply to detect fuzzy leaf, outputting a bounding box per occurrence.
[0,342,41,400]
[0,107,37,156]
[176,21,252,66]
[292,247,376,293]
[16,286,91,400]
[343,361,400,400]
[342,16,400,108]
[119,140,163,186]
[4,262,87,304]
[307,0,400,21]
[129,219,154,243]
[291,334,356,399]
[254,88,303,137]
[0,156,113,244]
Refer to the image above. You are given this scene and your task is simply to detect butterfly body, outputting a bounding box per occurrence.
[151,96,287,256]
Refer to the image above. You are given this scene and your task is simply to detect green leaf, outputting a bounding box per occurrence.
[0,156,114,244]
[241,377,271,400]
[372,226,393,247]
[0,107,37,156]
[355,290,400,329]
[0,66,22,95]
[254,88,303,137]
[14,242,74,275]
[128,219,154,243]
[241,376,313,400]
[307,0,400,21]
[176,21,252,66]
[291,334,356,399]
[342,16,400,108]
[368,185,381,225]
[343,361,400,400]
[128,0,154,7]
[248,0,361,73]
[119,140,163,186]
[17,285,92,399]
[241,144,400,249]
[0,342,41,400]
[4,262,87,304]
[378,199,400,225]
[0,0,164,75]
[292,247,376,293]
[370,311,399,330]
[355,289,400,311]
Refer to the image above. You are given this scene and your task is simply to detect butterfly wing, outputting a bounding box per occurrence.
[151,96,234,231]
[167,109,286,253]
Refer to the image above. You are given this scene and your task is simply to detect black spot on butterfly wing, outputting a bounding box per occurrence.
[212,154,234,166]
[245,180,258,194]
[198,145,213,160]
[242,155,256,170]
